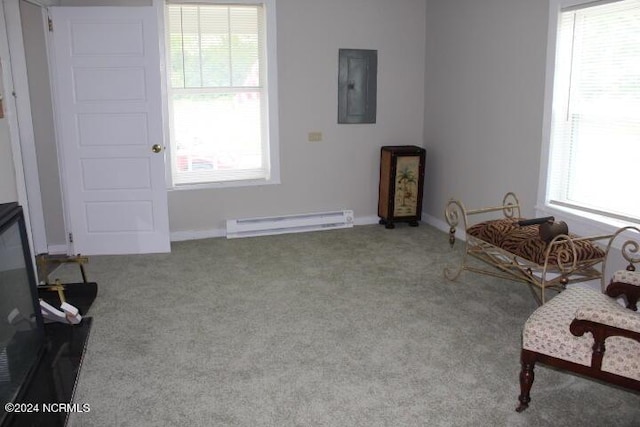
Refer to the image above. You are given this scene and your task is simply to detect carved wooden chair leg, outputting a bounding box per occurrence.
[516,350,536,412]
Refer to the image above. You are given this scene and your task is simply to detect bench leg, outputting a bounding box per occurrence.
[516,350,536,412]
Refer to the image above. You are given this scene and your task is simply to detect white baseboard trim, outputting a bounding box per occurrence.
[170,228,226,242]
[354,215,380,226]
[47,244,68,255]
[170,215,382,242]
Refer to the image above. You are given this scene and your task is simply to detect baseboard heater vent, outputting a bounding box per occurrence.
[226,210,354,239]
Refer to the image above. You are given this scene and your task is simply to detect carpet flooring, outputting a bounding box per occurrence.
[53,224,638,426]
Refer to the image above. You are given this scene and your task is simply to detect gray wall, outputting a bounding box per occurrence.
[423,0,548,223]
[9,0,556,243]
[22,0,425,242]
[168,0,427,235]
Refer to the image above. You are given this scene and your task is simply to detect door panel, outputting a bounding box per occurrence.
[81,158,151,190]
[77,113,148,147]
[50,7,170,255]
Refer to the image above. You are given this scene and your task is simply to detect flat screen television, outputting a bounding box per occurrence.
[0,203,45,425]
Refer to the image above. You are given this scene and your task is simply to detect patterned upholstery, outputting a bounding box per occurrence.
[467,218,605,266]
[612,270,640,287]
[523,287,640,381]
[576,304,640,333]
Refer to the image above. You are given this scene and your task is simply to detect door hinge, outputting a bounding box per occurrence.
[68,232,73,243]
[48,17,53,32]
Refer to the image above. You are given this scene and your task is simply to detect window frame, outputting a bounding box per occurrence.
[161,0,280,190]
[536,0,640,236]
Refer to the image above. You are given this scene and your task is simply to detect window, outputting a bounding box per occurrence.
[165,1,279,187]
[543,0,640,223]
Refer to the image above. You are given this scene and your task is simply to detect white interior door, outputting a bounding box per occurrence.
[49,6,170,255]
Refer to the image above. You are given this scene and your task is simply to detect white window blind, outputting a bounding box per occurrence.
[166,3,270,185]
[547,0,640,222]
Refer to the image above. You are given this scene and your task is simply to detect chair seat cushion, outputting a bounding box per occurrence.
[523,287,640,381]
[467,218,605,266]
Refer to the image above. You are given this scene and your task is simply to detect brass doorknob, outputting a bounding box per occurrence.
[151,144,162,153]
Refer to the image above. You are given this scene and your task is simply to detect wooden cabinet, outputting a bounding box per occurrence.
[378,146,426,229]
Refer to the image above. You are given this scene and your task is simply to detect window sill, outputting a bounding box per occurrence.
[535,202,639,240]
[168,177,280,192]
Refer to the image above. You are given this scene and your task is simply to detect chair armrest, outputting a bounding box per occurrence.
[611,270,640,287]
[606,270,640,310]
[570,312,640,370]
[575,304,640,334]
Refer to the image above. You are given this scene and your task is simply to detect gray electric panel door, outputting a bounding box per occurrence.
[338,49,377,124]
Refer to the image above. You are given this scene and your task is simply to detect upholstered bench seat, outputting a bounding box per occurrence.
[523,286,640,381]
[467,218,606,266]
[445,194,613,305]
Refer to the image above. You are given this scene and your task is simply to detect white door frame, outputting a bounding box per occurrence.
[0,2,28,207]
[2,0,52,255]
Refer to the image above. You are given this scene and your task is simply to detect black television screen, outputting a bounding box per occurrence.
[0,203,44,425]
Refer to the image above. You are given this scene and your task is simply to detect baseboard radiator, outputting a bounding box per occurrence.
[226,210,354,239]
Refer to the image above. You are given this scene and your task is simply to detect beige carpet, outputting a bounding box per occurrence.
[50,224,639,426]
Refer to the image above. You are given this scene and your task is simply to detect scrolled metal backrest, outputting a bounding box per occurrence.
[545,233,577,276]
[445,199,467,247]
[502,192,521,219]
[621,229,640,271]
[603,226,640,291]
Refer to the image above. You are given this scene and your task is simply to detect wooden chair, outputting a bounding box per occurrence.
[516,226,640,412]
